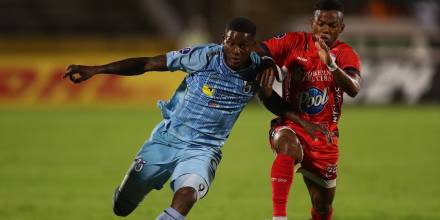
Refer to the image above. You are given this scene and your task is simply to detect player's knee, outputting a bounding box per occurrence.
[175,187,198,204]
[173,174,208,201]
[171,173,208,215]
[112,187,137,217]
[171,187,198,216]
[272,130,301,159]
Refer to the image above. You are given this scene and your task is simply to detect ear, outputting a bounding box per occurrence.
[311,10,319,30]
[248,41,257,52]
[340,23,345,33]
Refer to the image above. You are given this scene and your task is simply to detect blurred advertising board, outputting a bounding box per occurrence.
[0,53,185,107]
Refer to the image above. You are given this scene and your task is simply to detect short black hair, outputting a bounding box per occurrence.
[226,17,256,36]
[314,0,344,13]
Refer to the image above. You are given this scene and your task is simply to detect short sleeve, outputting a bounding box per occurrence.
[166,44,218,73]
[336,47,361,76]
[262,32,300,66]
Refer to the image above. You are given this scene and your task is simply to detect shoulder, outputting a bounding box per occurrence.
[171,43,221,57]
[265,32,307,44]
[166,43,222,62]
[194,43,222,52]
[333,41,360,59]
[273,32,305,40]
[263,32,309,57]
[202,44,223,58]
[332,41,362,72]
[274,32,310,49]
[166,43,222,72]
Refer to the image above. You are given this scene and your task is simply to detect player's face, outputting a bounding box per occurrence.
[223,30,256,70]
[311,10,345,47]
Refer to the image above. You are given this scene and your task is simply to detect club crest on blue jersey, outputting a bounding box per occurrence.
[179,47,192,54]
[134,157,147,172]
[299,87,329,115]
[243,81,253,94]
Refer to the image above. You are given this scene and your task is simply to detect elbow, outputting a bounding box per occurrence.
[143,55,168,72]
[347,91,357,98]
[346,78,361,97]
[346,86,360,98]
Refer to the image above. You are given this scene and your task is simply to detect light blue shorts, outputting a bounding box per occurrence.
[116,120,222,206]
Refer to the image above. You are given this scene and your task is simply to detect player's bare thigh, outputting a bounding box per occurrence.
[271,127,303,162]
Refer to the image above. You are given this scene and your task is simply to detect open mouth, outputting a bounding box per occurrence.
[231,57,241,65]
[318,34,330,42]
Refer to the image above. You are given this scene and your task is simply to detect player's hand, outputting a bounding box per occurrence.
[300,119,329,143]
[256,67,276,99]
[63,65,96,83]
[284,112,330,143]
[314,37,333,66]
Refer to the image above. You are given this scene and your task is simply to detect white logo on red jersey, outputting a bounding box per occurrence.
[302,70,333,82]
[296,56,308,62]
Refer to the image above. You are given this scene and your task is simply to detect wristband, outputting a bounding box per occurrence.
[261,56,285,82]
[261,56,275,65]
[327,61,338,72]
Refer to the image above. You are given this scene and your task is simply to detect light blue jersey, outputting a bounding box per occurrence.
[114,44,263,208]
[158,44,262,148]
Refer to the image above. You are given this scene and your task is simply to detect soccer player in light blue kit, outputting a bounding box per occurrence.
[64,18,277,219]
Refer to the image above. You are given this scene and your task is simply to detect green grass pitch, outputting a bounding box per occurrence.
[1,105,439,220]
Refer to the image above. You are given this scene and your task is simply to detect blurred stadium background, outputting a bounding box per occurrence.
[0,0,439,220]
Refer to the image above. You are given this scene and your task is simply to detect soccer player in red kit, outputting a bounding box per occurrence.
[257,0,361,219]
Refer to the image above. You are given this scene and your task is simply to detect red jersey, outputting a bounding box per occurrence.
[263,32,361,135]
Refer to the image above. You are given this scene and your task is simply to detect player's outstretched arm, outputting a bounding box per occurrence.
[64,55,168,84]
[314,39,360,97]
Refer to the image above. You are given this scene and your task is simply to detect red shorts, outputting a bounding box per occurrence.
[269,118,339,188]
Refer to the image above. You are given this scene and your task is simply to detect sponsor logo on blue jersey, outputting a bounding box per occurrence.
[299,87,329,114]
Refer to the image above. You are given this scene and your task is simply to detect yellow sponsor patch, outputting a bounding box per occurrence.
[202,84,215,97]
